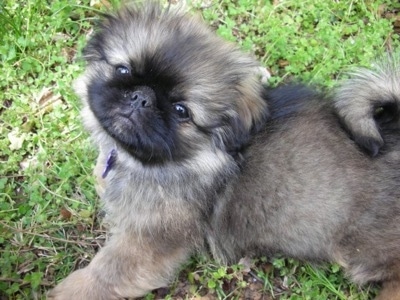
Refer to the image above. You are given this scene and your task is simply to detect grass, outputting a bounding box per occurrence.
[0,0,399,299]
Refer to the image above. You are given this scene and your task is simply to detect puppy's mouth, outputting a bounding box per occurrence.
[117,108,142,124]
[112,108,150,138]
[105,105,174,164]
[108,118,169,163]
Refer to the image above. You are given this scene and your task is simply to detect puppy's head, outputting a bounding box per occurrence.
[75,2,268,165]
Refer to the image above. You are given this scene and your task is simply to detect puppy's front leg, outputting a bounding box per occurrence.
[47,231,191,299]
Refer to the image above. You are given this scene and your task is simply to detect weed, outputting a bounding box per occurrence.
[196,0,399,85]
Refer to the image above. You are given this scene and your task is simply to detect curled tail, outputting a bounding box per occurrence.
[334,53,400,156]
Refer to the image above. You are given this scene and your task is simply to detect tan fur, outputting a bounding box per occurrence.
[376,279,400,300]
[48,231,191,299]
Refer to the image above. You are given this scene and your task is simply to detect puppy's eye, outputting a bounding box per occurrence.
[115,65,130,76]
[173,103,190,121]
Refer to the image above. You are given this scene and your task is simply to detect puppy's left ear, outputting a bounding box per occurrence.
[236,77,269,134]
[214,79,269,156]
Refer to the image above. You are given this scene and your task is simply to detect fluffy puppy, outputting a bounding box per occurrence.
[49,2,267,299]
[48,2,400,300]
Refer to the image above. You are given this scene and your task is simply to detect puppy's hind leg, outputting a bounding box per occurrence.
[376,277,400,300]
[47,231,191,300]
[343,253,400,300]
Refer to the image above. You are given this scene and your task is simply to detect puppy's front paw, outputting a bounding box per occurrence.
[47,268,119,300]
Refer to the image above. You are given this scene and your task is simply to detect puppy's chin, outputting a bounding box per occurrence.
[97,107,179,164]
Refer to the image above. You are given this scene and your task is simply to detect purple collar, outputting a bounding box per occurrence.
[102,149,117,178]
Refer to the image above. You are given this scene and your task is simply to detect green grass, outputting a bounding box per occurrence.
[198,0,399,86]
[1,0,399,299]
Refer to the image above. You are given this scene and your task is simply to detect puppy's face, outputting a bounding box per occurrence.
[77,3,267,164]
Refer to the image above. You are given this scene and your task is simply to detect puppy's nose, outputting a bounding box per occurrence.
[129,91,152,108]
[128,86,156,109]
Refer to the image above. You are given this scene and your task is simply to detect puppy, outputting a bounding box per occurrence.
[48,2,400,299]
